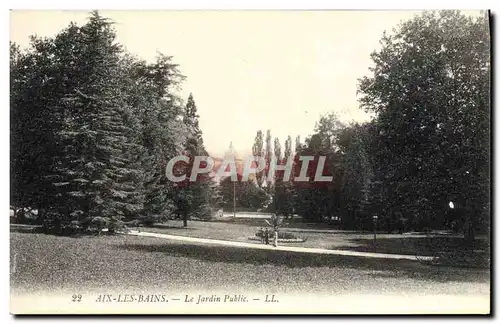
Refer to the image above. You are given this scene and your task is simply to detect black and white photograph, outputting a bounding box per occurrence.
[9,9,491,315]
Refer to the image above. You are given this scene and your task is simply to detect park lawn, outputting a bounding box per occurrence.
[12,220,490,259]
[140,220,489,259]
[10,232,490,298]
[141,220,366,250]
[141,220,259,243]
[334,236,490,256]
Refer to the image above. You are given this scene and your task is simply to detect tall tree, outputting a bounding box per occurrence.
[337,123,374,229]
[284,136,292,161]
[358,11,490,241]
[292,114,344,223]
[252,130,264,187]
[295,135,301,153]
[10,36,66,222]
[49,12,146,233]
[176,93,218,227]
[314,112,345,150]
[273,137,283,214]
[123,53,186,226]
[273,137,282,162]
[281,135,295,218]
[264,130,273,190]
[10,11,214,234]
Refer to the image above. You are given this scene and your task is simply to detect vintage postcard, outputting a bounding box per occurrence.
[9,9,491,315]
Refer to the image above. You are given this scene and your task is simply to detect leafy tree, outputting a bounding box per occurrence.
[295,135,301,153]
[337,123,374,229]
[314,112,345,150]
[219,177,268,211]
[280,136,295,218]
[284,136,292,160]
[10,39,60,219]
[273,137,282,162]
[291,114,344,223]
[264,129,273,190]
[252,130,264,187]
[272,137,283,214]
[358,11,490,242]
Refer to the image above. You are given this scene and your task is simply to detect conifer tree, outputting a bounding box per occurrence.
[50,12,143,232]
[175,93,219,227]
[124,54,187,226]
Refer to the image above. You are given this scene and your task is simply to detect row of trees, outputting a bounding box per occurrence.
[219,11,490,243]
[11,11,490,243]
[10,12,219,234]
[218,130,295,214]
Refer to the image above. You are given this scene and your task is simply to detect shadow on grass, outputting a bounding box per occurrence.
[336,236,490,270]
[335,236,490,257]
[117,241,489,283]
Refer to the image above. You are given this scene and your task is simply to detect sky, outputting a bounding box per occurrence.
[9,10,482,157]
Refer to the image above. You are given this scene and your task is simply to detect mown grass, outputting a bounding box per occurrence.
[139,220,489,260]
[13,220,490,262]
[337,236,489,255]
[335,236,490,268]
[10,232,489,296]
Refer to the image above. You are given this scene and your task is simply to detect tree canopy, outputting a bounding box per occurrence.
[10,11,218,234]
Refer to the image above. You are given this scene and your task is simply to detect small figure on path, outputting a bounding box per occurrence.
[264,228,270,245]
[258,227,264,243]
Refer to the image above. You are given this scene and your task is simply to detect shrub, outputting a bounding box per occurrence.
[256,230,298,240]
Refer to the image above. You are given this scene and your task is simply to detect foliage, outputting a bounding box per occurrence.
[291,113,344,223]
[264,214,284,231]
[252,130,264,187]
[11,10,490,244]
[174,94,221,226]
[358,11,490,240]
[255,230,299,240]
[219,176,269,211]
[10,11,217,235]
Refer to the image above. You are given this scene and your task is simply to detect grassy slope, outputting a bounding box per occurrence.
[10,233,489,296]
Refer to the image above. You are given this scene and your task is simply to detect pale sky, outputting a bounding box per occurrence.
[9,10,482,157]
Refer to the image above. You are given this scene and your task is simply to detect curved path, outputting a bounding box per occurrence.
[127,230,435,261]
